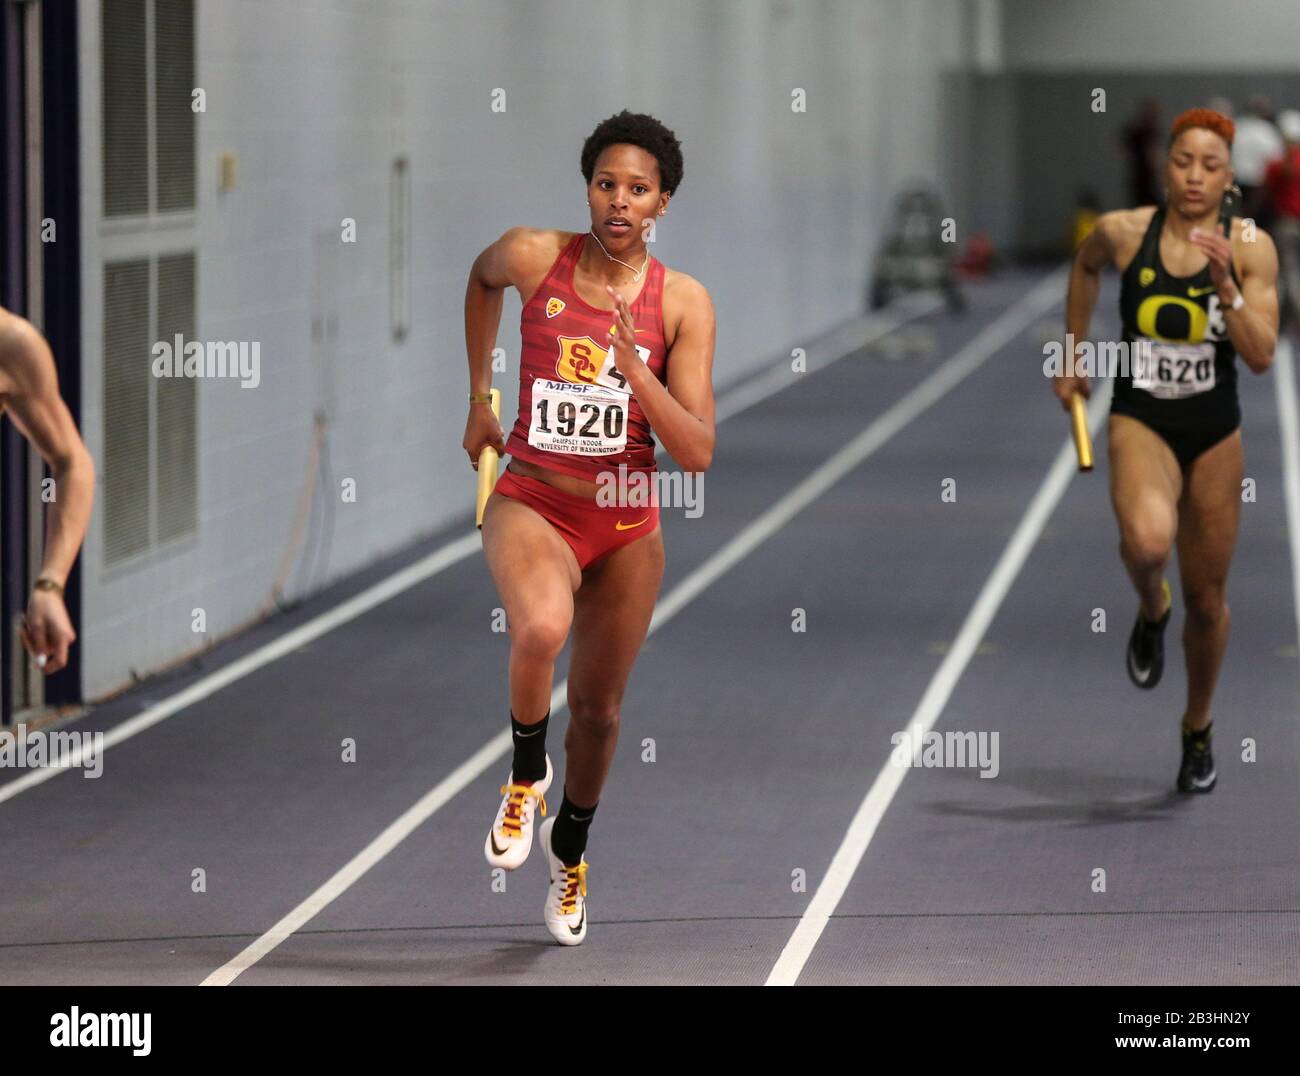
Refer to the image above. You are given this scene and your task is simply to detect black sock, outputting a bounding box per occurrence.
[550,788,597,867]
[1184,722,1212,745]
[510,709,548,782]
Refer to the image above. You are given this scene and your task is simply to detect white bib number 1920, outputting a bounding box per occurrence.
[1132,341,1216,400]
[528,379,627,456]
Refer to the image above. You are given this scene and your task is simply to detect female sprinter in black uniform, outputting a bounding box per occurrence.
[1055,108,1279,793]
[461,112,716,943]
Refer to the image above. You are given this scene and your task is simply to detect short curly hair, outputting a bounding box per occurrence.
[580,110,683,196]
[1169,107,1235,149]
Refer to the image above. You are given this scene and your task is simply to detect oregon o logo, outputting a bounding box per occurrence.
[1136,295,1207,343]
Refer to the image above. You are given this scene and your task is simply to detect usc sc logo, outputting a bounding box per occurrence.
[553,331,652,386]
[554,335,604,383]
[1136,295,1224,344]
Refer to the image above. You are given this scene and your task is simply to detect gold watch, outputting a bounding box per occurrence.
[33,577,64,596]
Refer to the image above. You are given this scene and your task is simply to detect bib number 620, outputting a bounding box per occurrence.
[1133,342,1216,399]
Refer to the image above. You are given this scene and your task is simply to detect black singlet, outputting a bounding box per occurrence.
[1112,206,1241,435]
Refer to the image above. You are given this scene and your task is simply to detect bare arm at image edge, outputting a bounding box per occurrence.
[0,312,95,675]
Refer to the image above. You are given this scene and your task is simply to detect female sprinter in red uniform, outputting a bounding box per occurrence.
[1054,108,1279,793]
[462,111,716,944]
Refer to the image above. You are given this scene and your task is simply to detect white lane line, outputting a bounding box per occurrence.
[203,270,1066,985]
[0,533,481,806]
[764,343,1110,987]
[653,275,1066,627]
[713,293,943,424]
[1274,339,1300,654]
[1,299,941,805]
[201,729,512,986]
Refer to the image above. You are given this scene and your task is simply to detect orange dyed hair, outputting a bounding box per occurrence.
[1169,107,1235,148]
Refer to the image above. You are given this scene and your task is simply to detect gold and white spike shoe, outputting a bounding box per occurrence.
[539,815,588,946]
[484,754,552,870]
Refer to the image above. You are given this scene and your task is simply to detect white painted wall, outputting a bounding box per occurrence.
[1002,0,1300,70]
[78,0,974,700]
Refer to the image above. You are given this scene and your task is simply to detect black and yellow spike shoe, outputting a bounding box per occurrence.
[1177,724,1217,793]
[1126,578,1172,689]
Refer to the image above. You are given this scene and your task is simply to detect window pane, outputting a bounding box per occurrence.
[101,0,149,217]
[104,258,151,561]
[156,252,197,542]
[154,0,196,212]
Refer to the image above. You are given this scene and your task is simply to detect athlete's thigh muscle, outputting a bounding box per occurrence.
[1108,414,1183,549]
[1176,429,1243,593]
[481,490,582,630]
[567,528,665,709]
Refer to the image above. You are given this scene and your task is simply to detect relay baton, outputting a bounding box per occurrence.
[475,388,503,529]
[1070,390,1093,472]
